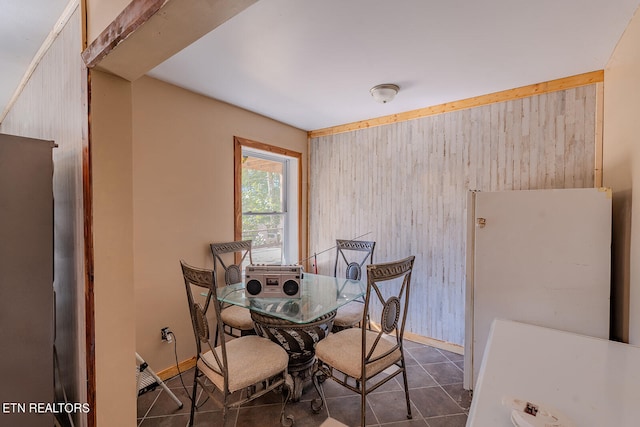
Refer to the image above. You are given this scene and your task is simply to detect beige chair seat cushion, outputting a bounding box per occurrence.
[333,302,364,327]
[320,417,349,427]
[198,335,289,393]
[315,328,401,380]
[220,305,254,331]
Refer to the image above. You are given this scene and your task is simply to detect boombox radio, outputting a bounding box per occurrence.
[245,265,302,298]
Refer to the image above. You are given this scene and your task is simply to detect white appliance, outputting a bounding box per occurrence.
[467,320,640,427]
[464,188,612,390]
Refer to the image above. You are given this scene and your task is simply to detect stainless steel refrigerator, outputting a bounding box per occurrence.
[464,188,612,390]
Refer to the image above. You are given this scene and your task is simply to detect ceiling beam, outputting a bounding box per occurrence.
[81,0,257,81]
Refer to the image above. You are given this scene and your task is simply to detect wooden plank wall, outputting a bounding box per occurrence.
[309,85,597,346]
[0,7,86,420]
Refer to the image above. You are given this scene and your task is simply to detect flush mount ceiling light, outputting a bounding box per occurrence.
[370,84,399,103]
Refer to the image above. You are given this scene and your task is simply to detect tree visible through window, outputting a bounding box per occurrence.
[241,153,286,264]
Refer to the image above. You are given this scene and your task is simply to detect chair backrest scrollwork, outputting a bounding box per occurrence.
[210,240,253,286]
[333,239,376,280]
[362,256,415,368]
[180,260,228,383]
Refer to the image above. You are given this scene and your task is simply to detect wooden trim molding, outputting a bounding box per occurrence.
[370,322,464,355]
[308,70,605,138]
[595,81,605,187]
[83,68,96,427]
[233,136,303,263]
[305,137,311,272]
[81,0,165,69]
[233,137,243,243]
[81,0,88,50]
[235,136,304,159]
[80,3,95,425]
[404,331,464,356]
[156,356,196,381]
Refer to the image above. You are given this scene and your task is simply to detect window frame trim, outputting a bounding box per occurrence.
[234,136,302,263]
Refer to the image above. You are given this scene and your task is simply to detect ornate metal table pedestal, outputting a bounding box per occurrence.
[251,310,336,401]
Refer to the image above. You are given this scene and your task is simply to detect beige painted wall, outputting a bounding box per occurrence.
[88,71,306,425]
[85,5,308,423]
[84,0,131,44]
[91,70,136,426]
[604,7,640,344]
[131,76,308,371]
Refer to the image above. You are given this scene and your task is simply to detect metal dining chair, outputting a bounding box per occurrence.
[311,256,415,426]
[180,260,294,426]
[210,240,256,340]
[332,239,375,331]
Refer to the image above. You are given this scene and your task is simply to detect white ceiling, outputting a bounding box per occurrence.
[148,0,640,131]
[2,0,639,131]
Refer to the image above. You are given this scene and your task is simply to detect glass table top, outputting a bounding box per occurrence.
[216,273,366,324]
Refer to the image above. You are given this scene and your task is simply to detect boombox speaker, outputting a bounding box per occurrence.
[245,265,302,298]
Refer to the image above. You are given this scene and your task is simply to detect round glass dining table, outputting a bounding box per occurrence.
[216,273,367,400]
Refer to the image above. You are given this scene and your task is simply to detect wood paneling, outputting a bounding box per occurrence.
[0,7,87,424]
[309,86,597,346]
[309,71,603,138]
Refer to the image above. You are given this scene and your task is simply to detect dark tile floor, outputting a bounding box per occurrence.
[137,340,472,427]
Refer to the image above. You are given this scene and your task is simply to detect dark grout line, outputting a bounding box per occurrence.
[137,389,162,425]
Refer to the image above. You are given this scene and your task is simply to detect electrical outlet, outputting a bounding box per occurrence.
[161,327,172,343]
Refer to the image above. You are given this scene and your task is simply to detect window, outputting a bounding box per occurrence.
[234,137,301,265]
